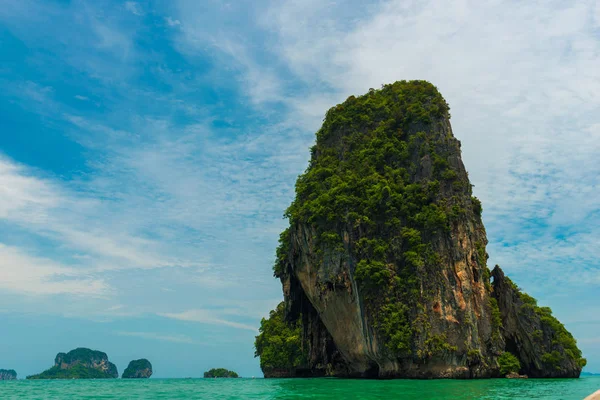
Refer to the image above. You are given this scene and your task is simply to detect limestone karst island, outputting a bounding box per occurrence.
[203,368,239,378]
[122,359,153,379]
[25,348,153,380]
[0,369,17,381]
[27,348,119,380]
[254,81,586,379]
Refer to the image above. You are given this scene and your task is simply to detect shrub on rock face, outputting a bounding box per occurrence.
[498,352,521,376]
[254,302,306,376]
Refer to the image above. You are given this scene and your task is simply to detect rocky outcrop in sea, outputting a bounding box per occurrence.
[255,80,586,379]
[122,359,153,379]
[27,348,118,379]
[0,369,17,380]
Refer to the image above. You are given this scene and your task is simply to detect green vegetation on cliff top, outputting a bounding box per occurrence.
[203,368,239,378]
[54,348,108,365]
[254,302,306,373]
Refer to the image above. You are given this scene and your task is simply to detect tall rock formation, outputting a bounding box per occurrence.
[255,81,585,379]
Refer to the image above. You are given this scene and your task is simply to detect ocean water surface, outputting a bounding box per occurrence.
[0,376,598,399]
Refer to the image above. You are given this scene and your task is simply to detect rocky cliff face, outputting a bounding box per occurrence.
[0,369,17,380]
[491,266,584,378]
[122,359,153,379]
[256,81,585,379]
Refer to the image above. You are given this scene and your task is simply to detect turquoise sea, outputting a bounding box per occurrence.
[0,377,598,399]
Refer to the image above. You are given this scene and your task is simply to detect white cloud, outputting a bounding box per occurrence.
[74,95,89,101]
[0,155,207,273]
[158,309,257,331]
[0,244,108,296]
[174,2,285,106]
[0,156,61,224]
[19,81,54,103]
[91,20,133,62]
[124,1,142,16]
[0,131,281,315]
[165,16,181,27]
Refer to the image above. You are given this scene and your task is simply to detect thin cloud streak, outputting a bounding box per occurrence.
[158,310,258,332]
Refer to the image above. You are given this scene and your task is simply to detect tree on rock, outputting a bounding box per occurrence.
[203,368,239,378]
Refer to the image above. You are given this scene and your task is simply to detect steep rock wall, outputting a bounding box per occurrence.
[278,81,500,378]
[257,81,584,379]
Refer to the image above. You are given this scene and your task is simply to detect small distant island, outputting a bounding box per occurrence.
[0,369,17,380]
[204,368,239,378]
[122,359,153,379]
[27,348,118,379]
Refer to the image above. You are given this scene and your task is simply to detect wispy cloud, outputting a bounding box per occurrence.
[19,81,54,104]
[165,17,180,27]
[0,156,60,221]
[115,331,197,344]
[0,244,108,296]
[0,156,199,273]
[158,310,257,332]
[124,1,143,16]
[0,0,138,81]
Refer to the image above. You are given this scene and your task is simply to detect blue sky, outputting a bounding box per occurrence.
[0,0,599,378]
